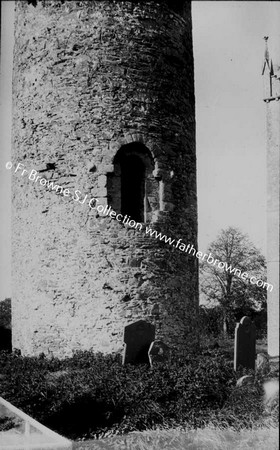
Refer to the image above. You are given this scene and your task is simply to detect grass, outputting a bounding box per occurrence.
[73,427,279,450]
[0,337,278,446]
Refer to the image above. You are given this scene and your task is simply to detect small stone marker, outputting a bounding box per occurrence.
[123,320,155,365]
[234,316,256,371]
[148,340,170,367]
[236,375,254,387]
[256,352,270,376]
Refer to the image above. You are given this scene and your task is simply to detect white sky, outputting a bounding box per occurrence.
[1,1,280,299]
[193,1,280,255]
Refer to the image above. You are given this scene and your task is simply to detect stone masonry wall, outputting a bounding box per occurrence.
[263,59,280,357]
[12,0,198,357]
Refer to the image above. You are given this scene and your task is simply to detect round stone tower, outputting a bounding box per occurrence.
[12,0,198,357]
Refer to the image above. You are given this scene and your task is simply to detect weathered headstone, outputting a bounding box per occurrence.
[256,352,270,376]
[234,316,256,371]
[123,320,155,365]
[148,340,170,367]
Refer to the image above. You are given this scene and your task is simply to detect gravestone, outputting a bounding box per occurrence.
[123,320,155,365]
[236,375,254,387]
[148,340,170,367]
[234,316,256,371]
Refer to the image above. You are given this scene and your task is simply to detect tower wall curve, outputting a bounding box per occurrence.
[12,0,198,357]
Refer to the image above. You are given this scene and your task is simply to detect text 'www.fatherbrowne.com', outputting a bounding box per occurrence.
[7,161,273,292]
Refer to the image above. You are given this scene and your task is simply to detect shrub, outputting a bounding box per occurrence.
[199,306,222,338]
[198,305,267,341]
[0,349,277,439]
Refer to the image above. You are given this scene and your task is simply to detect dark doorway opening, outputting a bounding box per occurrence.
[120,154,145,222]
[107,142,157,223]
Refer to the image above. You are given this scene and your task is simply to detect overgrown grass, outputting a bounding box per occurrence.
[0,349,278,440]
[73,428,279,450]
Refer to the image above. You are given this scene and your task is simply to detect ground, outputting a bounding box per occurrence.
[73,428,279,450]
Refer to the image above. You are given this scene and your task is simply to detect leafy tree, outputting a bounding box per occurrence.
[200,227,267,337]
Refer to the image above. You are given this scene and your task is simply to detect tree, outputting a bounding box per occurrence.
[200,227,267,337]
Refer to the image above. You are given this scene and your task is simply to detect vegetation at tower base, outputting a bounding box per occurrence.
[0,349,278,439]
[12,0,198,357]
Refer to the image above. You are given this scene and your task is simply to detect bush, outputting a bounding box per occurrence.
[198,305,267,341]
[199,306,222,338]
[0,349,276,439]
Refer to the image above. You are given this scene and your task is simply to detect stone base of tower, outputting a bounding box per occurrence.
[11,188,198,358]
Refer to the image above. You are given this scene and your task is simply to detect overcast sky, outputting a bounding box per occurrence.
[193,1,280,255]
[1,1,280,299]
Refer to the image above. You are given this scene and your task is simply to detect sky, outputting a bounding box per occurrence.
[193,1,280,254]
[1,1,280,299]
